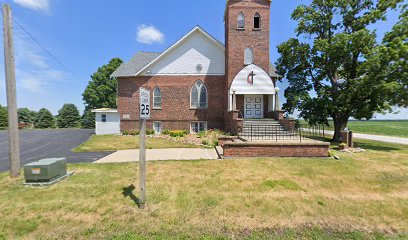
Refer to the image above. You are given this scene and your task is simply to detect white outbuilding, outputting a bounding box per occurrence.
[92,108,120,135]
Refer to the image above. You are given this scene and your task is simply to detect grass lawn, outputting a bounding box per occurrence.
[302,120,408,138]
[1,139,407,239]
[72,135,201,152]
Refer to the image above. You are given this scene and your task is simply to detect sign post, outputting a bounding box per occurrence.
[138,88,150,208]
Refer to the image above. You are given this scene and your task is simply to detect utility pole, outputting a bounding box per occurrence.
[2,4,21,178]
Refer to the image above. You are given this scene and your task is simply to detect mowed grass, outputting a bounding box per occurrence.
[1,139,408,239]
[72,135,201,152]
[316,120,408,138]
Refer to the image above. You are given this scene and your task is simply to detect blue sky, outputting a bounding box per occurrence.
[0,0,406,119]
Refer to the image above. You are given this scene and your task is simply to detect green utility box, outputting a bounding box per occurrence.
[24,158,67,183]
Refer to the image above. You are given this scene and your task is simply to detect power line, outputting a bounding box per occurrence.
[12,17,82,84]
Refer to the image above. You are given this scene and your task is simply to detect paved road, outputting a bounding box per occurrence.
[0,129,113,173]
[323,130,408,145]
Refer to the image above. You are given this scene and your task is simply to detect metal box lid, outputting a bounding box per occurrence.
[24,158,66,166]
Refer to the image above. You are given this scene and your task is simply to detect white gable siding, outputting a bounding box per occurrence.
[143,31,225,75]
[95,112,120,135]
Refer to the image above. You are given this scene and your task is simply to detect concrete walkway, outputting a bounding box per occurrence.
[323,130,408,145]
[94,148,219,163]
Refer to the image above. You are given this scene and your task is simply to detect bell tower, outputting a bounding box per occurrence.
[225,0,271,88]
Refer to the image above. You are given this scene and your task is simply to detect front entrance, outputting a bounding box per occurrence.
[244,95,263,118]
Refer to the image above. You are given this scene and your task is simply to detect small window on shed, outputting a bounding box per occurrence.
[237,13,245,29]
[101,114,107,123]
[254,13,261,29]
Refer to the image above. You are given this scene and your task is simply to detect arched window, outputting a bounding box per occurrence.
[191,80,208,109]
[244,47,254,65]
[237,13,245,29]
[153,87,162,109]
[254,13,261,29]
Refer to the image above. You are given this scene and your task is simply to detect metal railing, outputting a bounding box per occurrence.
[238,123,326,142]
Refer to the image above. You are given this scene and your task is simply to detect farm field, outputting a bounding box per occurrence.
[1,138,407,239]
[303,120,408,138]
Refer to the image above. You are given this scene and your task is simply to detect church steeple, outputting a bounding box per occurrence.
[225,0,271,88]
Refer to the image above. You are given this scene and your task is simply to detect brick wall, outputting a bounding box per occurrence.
[225,0,271,89]
[117,75,227,132]
[223,142,330,158]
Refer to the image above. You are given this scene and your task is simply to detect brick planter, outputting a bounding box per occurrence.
[223,141,330,158]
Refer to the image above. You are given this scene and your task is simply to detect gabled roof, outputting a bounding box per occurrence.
[134,26,225,76]
[111,25,281,79]
[111,52,161,78]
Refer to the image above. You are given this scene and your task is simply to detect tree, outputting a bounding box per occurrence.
[57,104,81,128]
[34,108,55,129]
[276,0,406,141]
[18,108,37,124]
[0,105,7,129]
[82,58,123,128]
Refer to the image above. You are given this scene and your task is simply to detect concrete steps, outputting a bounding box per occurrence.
[240,119,300,141]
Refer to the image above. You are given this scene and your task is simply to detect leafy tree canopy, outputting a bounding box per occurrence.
[0,105,7,129]
[82,58,123,128]
[18,108,37,124]
[57,104,81,128]
[276,0,406,141]
[34,108,55,129]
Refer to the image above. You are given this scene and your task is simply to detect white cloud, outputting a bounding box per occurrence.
[13,0,50,12]
[14,29,70,93]
[136,24,165,44]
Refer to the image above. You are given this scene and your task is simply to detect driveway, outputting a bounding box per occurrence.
[0,129,113,173]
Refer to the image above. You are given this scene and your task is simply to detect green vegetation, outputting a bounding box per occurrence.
[56,104,81,128]
[0,105,7,130]
[17,108,37,125]
[82,58,123,128]
[303,120,408,138]
[34,108,55,129]
[1,138,407,239]
[277,1,407,141]
[72,134,201,152]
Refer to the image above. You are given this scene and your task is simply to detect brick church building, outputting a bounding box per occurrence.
[112,0,282,134]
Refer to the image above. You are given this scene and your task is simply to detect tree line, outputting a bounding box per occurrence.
[0,104,81,130]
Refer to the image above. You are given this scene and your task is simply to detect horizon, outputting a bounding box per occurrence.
[0,0,407,120]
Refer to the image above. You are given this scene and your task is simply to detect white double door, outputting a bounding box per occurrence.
[244,95,263,119]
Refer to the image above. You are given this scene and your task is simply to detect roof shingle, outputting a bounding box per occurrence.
[111,52,161,78]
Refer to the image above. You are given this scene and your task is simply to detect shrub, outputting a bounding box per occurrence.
[131,130,140,136]
[201,139,209,145]
[122,130,129,136]
[162,129,170,135]
[212,140,219,146]
[146,129,155,135]
[338,143,347,150]
[197,131,206,138]
[168,130,187,137]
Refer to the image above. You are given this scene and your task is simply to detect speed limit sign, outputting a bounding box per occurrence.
[139,88,150,119]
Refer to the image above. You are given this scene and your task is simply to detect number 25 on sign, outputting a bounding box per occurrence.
[139,88,150,119]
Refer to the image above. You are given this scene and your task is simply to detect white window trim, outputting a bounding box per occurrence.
[254,13,261,29]
[190,121,208,134]
[237,12,245,29]
[190,80,208,109]
[153,121,162,134]
[153,87,162,109]
[101,114,107,123]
